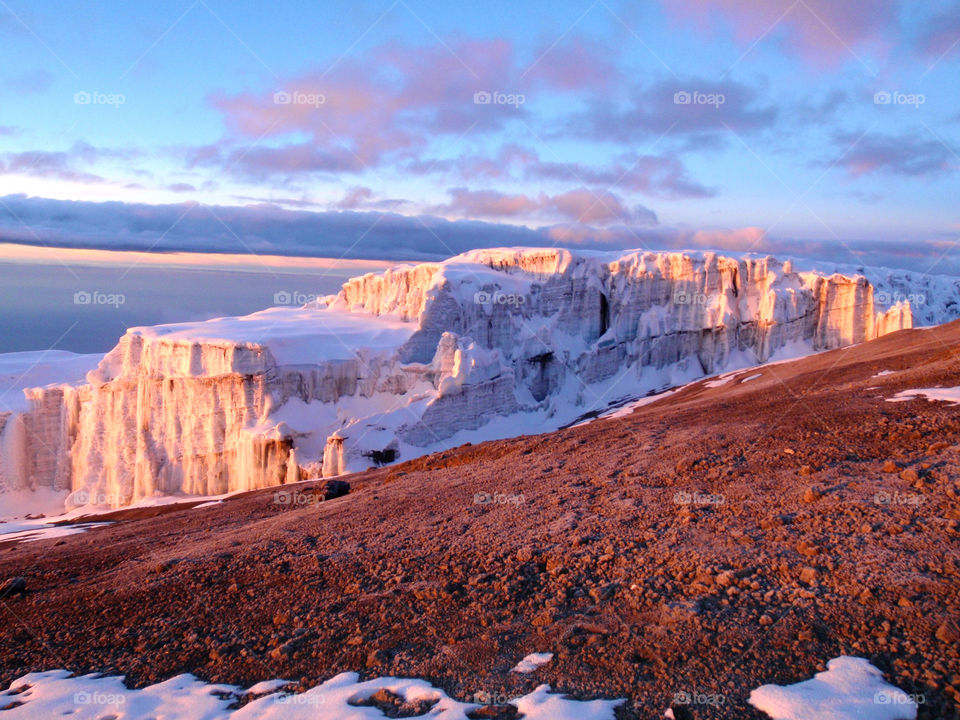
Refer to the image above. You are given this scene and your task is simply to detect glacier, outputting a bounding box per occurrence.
[2,247,959,513]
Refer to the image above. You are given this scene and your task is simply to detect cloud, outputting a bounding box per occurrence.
[3,68,53,95]
[167,182,196,193]
[335,186,409,211]
[204,34,629,181]
[659,0,900,65]
[524,153,715,199]
[436,186,658,225]
[0,126,19,136]
[570,77,776,146]
[833,131,956,177]
[914,2,960,56]
[0,194,956,274]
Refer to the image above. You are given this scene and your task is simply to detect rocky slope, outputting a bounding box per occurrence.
[1,321,958,718]
[2,247,958,511]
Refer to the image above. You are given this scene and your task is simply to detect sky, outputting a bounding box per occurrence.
[0,0,958,270]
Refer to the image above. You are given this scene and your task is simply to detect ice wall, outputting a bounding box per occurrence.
[2,248,955,511]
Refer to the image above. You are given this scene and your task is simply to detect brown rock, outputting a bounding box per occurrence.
[936,620,960,644]
[882,460,899,473]
[799,567,817,585]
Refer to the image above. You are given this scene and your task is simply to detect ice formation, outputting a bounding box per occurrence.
[2,247,959,511]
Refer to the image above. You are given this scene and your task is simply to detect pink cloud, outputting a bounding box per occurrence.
[660,0,900,65]
[833,132,955,177]
[437,186,657,226]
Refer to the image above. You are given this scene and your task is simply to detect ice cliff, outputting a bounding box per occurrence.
[2,248,958,511]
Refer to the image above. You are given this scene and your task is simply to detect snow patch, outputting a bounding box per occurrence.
[0,669,623,720]
[512,652,554,673]
[749,656,918,720]
[886,387,960,406]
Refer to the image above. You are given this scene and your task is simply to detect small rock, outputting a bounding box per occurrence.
[799,567,817,585]
[716,571,735,588]
[882,461,899,473]
[516,546,534,563]
[759,614,773,626]
[802,486,821,502]
[319,479,350,500]
[899,468,920,484]
[936,620,960,644]
[366,649,389,667]
[799,466,814,477]
[0,577,26,598]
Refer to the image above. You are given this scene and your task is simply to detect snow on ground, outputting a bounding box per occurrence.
[0,350,101,413]
[873,370,896,377]
[0,669,624,720]
[511,653,554,673]
[749,657,918,720]
[886,387,960,406]
[740,373,763,383]
[0,491,243,544]
[130,305,417,366]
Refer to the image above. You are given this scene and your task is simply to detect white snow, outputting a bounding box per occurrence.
[749,656,918,720]
[873,370,896,377]
[740,373,763,383]
[512,652,554,673]
[0,350,101,413]
[886,387,960,406]
[0,669,623,720]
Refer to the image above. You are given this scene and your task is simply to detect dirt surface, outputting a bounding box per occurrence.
[1,323,960,718]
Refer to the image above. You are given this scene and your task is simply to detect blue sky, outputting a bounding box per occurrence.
[0,0,958,268]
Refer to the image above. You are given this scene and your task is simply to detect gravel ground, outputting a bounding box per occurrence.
[1,322,959,719]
